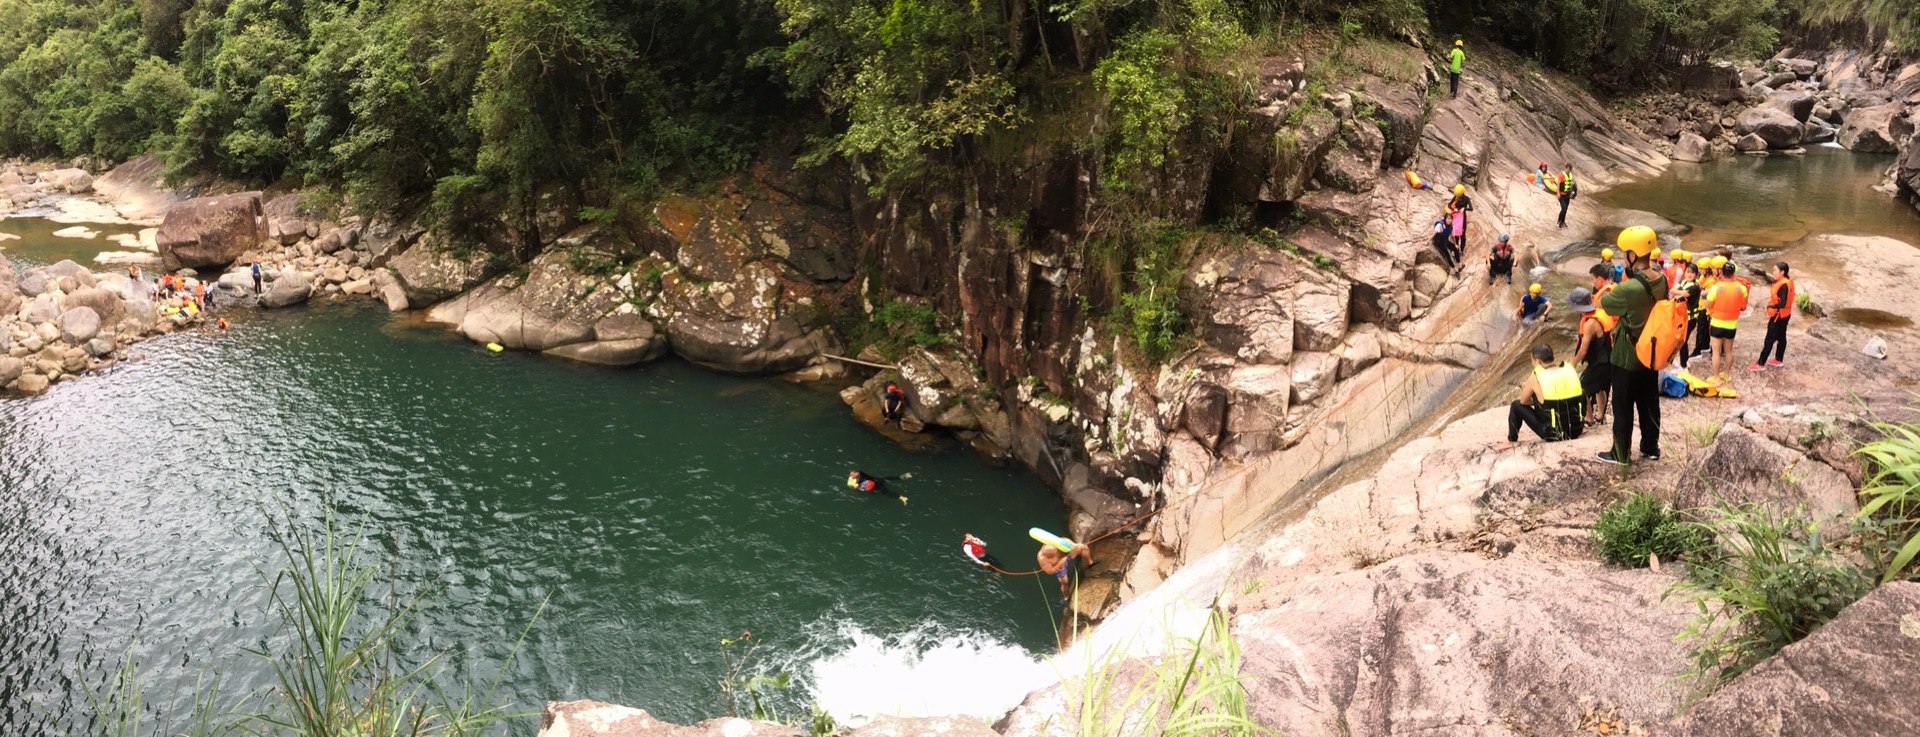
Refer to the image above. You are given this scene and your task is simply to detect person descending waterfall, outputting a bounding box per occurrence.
[1596,226,1668,465]
[961,534,1002,568]
[1569,286,1614,427]
[1503,344,1584,447]
[1447,185,1473,256]
[1752,262,1795,371]
[847,470,909,505]
[1553,162,1578,229]
[1515,283,1551,325]
[881,382,908,427]
[1449,40,1465,98]
[1487,234,1515,285]
[1037,540,1095,606]
[1431,216,1460,273]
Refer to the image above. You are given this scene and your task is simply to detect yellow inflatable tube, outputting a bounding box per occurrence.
[1028,527,1076,553]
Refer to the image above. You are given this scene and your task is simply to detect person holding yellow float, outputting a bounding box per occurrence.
[847,470,909,504]
[1446,184,1472,255]
[1032,528,1095,606]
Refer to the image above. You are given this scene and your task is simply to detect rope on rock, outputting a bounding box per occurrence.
[821,354,901,370]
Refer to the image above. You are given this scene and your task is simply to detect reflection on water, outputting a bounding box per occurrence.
[0,216,145,268]
[1600,146,1920,249]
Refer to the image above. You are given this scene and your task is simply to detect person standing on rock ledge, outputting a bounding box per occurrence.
[881,382,908,427]
[1569,286,1613,428]
[1597,226,1668,465]
[1449,40,1465,98]
[1552,162,1577,229]
[1487,234,1515,285]
[1446,184,1472,256]
[251,261,263,295]
[1751,262,1794,372]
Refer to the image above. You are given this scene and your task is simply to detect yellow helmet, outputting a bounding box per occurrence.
[1673,249,1692,262]
[1528,283,1542,294]
[1455,40,1463,47]
[1652,248,1663,260]
[1616,225,1659,258]
[1601,248,1615,260]
[1453,184,1466,195]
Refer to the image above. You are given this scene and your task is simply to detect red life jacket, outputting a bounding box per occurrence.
[963,539,986,558]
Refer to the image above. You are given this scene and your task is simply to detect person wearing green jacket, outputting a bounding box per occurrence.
[1449,40,1465,98]
[1597,225,1669,465]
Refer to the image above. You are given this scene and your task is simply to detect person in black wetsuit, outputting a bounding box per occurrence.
[847,470,908,504]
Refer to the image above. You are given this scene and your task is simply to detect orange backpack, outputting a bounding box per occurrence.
[1634,272,1689,370]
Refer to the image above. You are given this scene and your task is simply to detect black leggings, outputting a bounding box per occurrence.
[1450,72,1460,97]
[1692,315,1712,357]
[1758,315,1789,363]
[1611,368,1662,458]
[1557,196,1572,226]
[1433,236,1459,270]
[1509,401,1550,442]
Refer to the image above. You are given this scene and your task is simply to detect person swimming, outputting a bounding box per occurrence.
[847,470,909,505]
[961,534,1002,567]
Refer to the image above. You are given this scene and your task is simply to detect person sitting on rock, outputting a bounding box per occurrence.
[881,382,908,427]
[1515,283,1551,325]
[1503,343,1585,448]
[1487,234,1515,285]
[962,534,1002,568]
[1037,540,1095,606]
[847,470,908,505]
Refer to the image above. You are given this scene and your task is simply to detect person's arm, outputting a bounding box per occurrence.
[1600,281,1632,314]
[1540,301,1552,318]
[1572,324,1592,365]
[1517,375,1541,405]
[964,545,985,565]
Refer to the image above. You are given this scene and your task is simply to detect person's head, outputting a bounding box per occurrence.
[1455,39,1463,47]
[1453,184,1466,196]
[1652,248,1663,263]
[1601,248,1615,263]
[1530,343,1555,367]
[886,381,898,391]
[1616,225,1659,269]
[1497,233,1510,248]
[1774,261,1790,278]
[1722,262,1737,278]
[1538,161,1548,170]
[1563,161,1573,172]
[964,533,980,545]
[1528,283,1542,296]
[1569,287,1595,314]
[1589,264,1611,287]
[1039,545,1063,561]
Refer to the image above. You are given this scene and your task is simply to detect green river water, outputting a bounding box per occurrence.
[0,222,1068,731]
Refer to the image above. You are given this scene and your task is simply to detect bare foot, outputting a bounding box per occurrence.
[1494,440,1520,451]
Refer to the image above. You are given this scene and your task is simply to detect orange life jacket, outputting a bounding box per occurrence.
[1708,281,1749,323]
[1765,277,1793,319]
[1583,308,1618,333]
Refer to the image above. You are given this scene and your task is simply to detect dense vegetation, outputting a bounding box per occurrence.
[0,0,1899,217]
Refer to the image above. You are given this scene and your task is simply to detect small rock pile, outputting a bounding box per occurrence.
[0,253,175,395]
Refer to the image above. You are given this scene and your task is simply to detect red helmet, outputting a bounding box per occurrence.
[1538,162,1547,168]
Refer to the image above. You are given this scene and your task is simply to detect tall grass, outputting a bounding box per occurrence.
[1049,595,1268,736]
[1670,503,1871,683]
[1591,491,1710,568]
[1854,422,1920,584]
[64,511,539,737]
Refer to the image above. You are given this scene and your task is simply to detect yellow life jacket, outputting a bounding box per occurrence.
[1534,363,1586,441]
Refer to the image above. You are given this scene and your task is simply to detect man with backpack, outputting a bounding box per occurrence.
[1597,226,1671,465]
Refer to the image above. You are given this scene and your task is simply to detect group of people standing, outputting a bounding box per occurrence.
[1507,226,1797,465]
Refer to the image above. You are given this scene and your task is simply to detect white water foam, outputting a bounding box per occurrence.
[790,621,1053,726]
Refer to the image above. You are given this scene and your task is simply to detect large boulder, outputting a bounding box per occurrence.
[0,356,21,384]
[1670,582,1920,736]
[1837,103,1914,153]
[60,287,124,326]
[1736,107,1804,148]
[38,167,93,194]
[58,307,101,343]
[262,193,312,245]
[427,250,621,351]
[1735,133,1770,152]
[543,338,668,367]
[1778,57,1819,78]
[1684,422,1855,521]
[1187,245,1350,365]
[387,237,503,307]
[1674,131,1711,162]
[667,314,834,375]
[0,252,18,315]
[260,271,313,309]
[157,192,265,271]
[1219,364,1292,460]
[1764,90,1814,122]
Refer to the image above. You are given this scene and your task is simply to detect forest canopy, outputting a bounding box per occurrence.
[0,0,1871,216]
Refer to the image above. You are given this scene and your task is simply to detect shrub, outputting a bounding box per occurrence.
[872,300,949,357]
[1591,491,1710,567]
[1854,422,1920,584]
[1672,503,1872,681]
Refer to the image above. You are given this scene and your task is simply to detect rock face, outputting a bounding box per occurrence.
[387,237,503,307]
[1736,107,1803,148]
[429,250,620,351]
[58,307,101,343]
[157,192,265,271]
[1837,103,1913,153]
[1765,90,1814,122]
[1671,582,1920,737]
[667,314,833,375]
[260,272,314,309]
[1675,131,1711,162]
[1684,422,1855,521]
[1736,132,1770,151]
[0,252,19,315]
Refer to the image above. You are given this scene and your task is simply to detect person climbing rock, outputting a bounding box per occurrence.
[1597,226,1668,465]
[1553,163,1577,229]
[1515,283,1551,324]
[1504,344,1584,447]
[881,382,908,427]
[1487,234,1515,285]
[1037,540,1094,606]
[1569,286,1614,427]
[1430,216,1459,273]
[1447,185,1473,256]
[1449,40,1465,99]
[251,261,263,294]
[846,470,908,505]
[1705,260,1750,382]
[1752,262,1795,371]
[962,534,1002,568]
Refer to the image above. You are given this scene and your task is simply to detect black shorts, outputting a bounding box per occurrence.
[1582,363,1612,395]
[1710,326,1737,340]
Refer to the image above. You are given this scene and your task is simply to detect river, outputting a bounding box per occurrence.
[0,223,1068,731]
